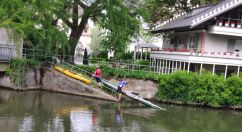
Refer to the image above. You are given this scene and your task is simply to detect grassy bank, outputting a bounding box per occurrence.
[78,65,242,108]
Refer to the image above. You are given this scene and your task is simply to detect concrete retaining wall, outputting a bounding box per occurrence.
[0,69,41,90]
[108,78,158,99]
[41,68,117,101]
[0,67,158,101]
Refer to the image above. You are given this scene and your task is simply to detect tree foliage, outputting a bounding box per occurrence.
[89,25,102,55]
[56,0,145,56]
[0,0,69,55]
[0,0,145,57]
[143,0,220,28]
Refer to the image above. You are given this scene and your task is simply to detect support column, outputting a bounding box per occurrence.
[151,58,153,67]
[156,59,159,73]
[224,65,228,79]
[175,61,178,72]
[179,61,182,70]
[172,61,174,73]
[212,64,215,75]
[140,48,143,60]
[187,62,190,73]
[159,59,162,74]
[200,63,203,74]
[237,66,240,77]
[168,60,171,74]
[165,60,168,74]
[145,48,148,60]
[162,59,164,74]
[183,62,186,71]
[149,58,151,66]
[152,58,155,72]
[154,59,156,72]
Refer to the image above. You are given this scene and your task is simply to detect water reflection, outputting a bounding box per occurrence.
[115,104,123,125]
[18,115,33,132]
[0,88,242,132]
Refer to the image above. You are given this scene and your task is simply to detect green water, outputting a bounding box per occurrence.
[0,88,242,132]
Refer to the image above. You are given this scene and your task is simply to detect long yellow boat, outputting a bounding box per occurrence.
[54,65,91,84]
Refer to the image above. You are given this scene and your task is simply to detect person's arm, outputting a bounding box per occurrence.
[122,86,126,92]
[92,71,96,78]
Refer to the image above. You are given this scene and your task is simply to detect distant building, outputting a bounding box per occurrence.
[151,0,242,78]
[129,36,163,60]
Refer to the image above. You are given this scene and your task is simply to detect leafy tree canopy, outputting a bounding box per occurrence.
[0,0,146,57]
[0,0,69,55]
[143,0,220,28]
[59,0,146,56]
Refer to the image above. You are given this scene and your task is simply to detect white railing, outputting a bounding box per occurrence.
[151,48,242,59]
[0,44,15,60]
[191,0,242,27]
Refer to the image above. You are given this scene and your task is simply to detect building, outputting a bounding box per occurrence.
[151,0,242,78]
[0,28,23,71]
[129,36,163,60]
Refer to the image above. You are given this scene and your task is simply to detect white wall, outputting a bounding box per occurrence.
[204,33,228,52]
[0,28,23,58]
[79,19,94,52]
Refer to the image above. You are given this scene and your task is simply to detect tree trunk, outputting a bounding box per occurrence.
[68,14,89,56]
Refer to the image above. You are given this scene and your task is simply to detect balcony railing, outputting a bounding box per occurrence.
[216,18,241,28]
[0,44,15,61]
[151,48,242,59]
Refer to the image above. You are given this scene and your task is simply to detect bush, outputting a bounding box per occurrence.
[157,71,196,103]
[193,71,225,106]
[77,65,242,108]
[223,75,242,105]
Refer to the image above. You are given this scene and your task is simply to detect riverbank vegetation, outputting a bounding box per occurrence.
[6,59,40,87]
[78,65,242,108]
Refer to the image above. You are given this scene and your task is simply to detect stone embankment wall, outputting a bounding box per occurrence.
[108,78,158,99]
[0,68,159,100]
[41,68,117,101]
[0,69,41,90]
[0,68,117,101]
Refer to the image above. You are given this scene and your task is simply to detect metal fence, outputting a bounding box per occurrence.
[21,48,158,74]
[0,44,15,61]
[84,59,158,73]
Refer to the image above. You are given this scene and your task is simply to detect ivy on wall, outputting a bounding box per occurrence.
[6,59,40,87]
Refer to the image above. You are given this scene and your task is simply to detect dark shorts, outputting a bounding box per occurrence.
[117,86,123,93]
[96,77,101,83]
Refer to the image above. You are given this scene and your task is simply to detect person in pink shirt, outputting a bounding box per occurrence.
[92,65,101,84]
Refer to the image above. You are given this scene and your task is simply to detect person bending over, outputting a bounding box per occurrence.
[117,80,127,101]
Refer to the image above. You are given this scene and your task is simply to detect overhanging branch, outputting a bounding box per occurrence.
[77,0,87,9]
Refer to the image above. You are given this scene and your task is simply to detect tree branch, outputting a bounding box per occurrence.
[65,19,74,29]
[90,0,101,8]
[77,0,87,9]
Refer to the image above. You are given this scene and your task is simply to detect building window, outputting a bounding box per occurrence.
[227,39,242,53]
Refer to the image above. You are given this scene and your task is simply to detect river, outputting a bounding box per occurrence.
[0,88,241,132]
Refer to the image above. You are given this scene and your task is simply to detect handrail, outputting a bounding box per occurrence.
[57,60,118,95]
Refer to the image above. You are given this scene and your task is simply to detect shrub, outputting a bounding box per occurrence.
[223,75,242,105]
[77,65,242,107]
[157,71,196,103]
[193,71,225,106]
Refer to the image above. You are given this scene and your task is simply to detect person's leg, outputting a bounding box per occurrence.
[96,77,101,87]
[118,93,121,101]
